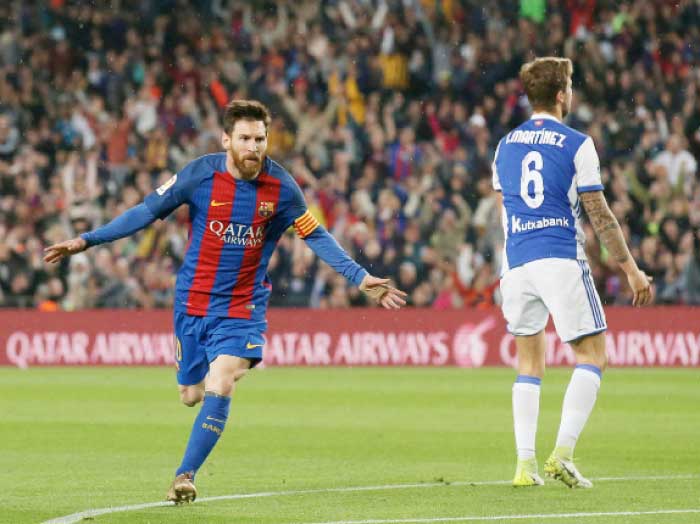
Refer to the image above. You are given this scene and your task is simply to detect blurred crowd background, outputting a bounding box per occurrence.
[1,0,699,311]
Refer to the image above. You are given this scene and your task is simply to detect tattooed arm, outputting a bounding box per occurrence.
[579,191,632,265]
[580,191,653,306]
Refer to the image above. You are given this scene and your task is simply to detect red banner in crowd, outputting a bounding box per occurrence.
[0,308,699,368]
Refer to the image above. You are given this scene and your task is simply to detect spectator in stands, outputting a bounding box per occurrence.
[653,134,697,197]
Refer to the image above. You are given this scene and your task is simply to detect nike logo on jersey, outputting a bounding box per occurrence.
[206,416,226,423]
[211,200,231,207]
[246,342,264,350]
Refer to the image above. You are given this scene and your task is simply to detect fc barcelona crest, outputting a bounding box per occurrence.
[258,201,275,218]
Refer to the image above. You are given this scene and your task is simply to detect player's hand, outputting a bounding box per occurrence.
[626,269,653,307]
[359,275,408,310]
[43,237,88,264]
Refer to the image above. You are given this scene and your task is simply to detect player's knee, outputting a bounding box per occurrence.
[206,376,235,397]
[571,332,607,371]
[206,368,248,396]
[179,387,204,407]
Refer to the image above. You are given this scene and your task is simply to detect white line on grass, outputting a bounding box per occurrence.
[42,474,700,524]
[299,509,700,524]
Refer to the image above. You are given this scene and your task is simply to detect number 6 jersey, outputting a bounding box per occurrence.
[492,112,603,275]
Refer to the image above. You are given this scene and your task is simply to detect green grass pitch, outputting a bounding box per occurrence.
[1,367,698,524]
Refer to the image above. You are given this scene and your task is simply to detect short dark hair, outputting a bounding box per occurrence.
[222,100,271,135]
[520,57,573,111]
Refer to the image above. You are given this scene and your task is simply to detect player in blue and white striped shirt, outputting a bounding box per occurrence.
[492,57,653,488]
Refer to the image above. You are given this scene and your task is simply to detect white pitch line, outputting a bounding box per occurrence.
[42,474,700,524]
[299,509,700,524]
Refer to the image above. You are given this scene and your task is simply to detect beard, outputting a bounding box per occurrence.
[231,148,263,179]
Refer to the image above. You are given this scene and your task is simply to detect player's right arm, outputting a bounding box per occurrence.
[44,202,157,263]
[45,161,198,264]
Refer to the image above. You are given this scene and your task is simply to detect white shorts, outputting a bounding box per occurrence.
[500,258,607,343]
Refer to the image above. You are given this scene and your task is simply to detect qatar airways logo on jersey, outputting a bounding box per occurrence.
[208,221,265,247]
[512,215,570,234]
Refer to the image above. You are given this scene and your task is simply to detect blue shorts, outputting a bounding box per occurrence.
[173,311,266,386]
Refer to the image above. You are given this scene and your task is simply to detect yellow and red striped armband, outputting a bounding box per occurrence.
[293,210,320,239]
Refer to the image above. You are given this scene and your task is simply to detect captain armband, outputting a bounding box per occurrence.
[293,210,320,239]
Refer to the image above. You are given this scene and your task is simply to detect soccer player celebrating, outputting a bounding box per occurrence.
[492,58,653,488]
[44,100,407,503]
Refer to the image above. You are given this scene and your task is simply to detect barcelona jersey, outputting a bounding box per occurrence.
[144,153,320,321]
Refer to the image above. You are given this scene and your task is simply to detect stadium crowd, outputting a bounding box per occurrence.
[1,0,699,311]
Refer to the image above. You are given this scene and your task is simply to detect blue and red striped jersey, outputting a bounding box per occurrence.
[144,153,319,321]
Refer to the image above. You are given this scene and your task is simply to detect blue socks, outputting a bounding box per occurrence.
[176,392,231,479]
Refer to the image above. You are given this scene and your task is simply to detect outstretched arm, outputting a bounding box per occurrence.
[46,158,201,264]
[44,203,156,263]
[282,176,406,309]
[580,191,653,306]
[303,227,367,286]
[300,222,407,309]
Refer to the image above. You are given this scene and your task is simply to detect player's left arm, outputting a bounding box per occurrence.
[282,180,406,309]
[296,212,407,309]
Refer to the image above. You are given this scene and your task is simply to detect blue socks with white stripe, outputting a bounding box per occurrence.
[554,364,602,459]
[513,375,541,460]
[176,392,231,479]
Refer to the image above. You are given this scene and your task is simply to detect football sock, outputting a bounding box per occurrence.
[176,391,231,479]
[554,364,602,459]
[513,375,541,461]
